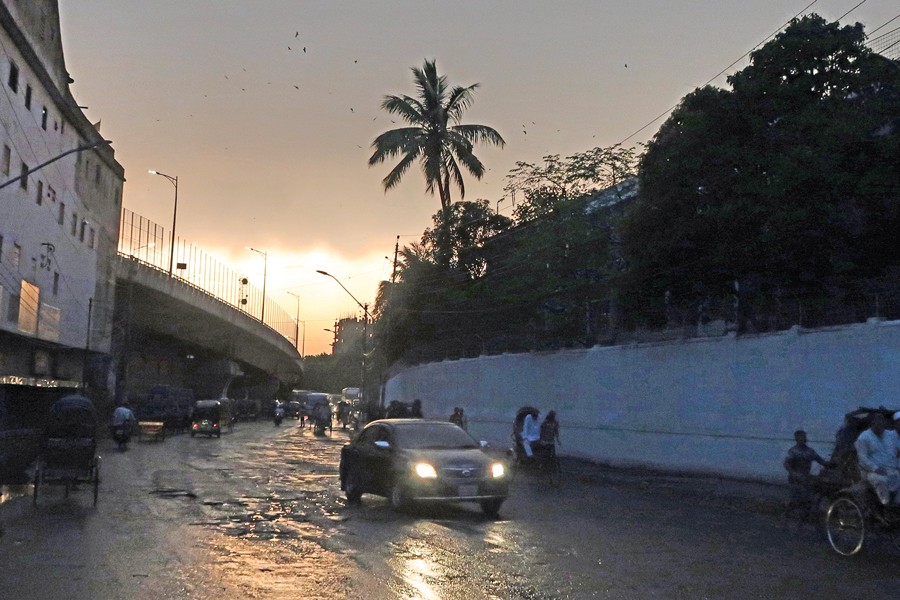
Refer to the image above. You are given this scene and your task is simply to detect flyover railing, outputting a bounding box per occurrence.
[117,208,296,344]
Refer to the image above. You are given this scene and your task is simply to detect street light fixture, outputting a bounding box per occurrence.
[148,170,178,275]
[287,291,305,356]
[246,247,268,323]
[317,269,370,396]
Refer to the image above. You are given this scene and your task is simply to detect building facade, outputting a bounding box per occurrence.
[0,0,124,435]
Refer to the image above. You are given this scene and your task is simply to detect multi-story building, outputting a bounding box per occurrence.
[0,1,124,436]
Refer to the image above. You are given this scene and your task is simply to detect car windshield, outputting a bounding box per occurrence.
[392,423,478,450]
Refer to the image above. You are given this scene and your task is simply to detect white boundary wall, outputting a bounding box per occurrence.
[384,319,900,482]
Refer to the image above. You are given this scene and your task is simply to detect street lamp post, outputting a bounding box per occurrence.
[316,270,369,396]
[148,170,178,275]
[287,291,305,356]
[246,247,268,323]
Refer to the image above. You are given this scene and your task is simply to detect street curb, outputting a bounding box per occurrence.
[560,456,789,516]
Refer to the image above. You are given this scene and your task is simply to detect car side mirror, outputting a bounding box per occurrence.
[480,440,490,448]
[374,440,390,449]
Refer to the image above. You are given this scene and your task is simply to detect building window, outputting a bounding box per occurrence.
[53,272,60,295]
[89,227,96,249]
[41,107,48,130]
[19,162,27,190]
[0,234,3,262]
[6,292,19,323]
[8,61,18,92]
[2,145,9,175]
[24,84,31,109]
[35,180,43,205]
[58,202,65,225]
[94,164,100,184]
[11,243,21,270]
[79,220,86,242]
[48,185,56,203]
[18,281,38,334]
[60,121,65,135]
[71,213,77,236]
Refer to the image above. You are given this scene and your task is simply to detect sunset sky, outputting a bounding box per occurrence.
[57,0,898,356]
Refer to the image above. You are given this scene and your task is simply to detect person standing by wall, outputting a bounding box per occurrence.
[522,409,541,457]
[783,429,827,520]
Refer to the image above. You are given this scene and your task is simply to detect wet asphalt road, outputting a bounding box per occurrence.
[1,420,899,599]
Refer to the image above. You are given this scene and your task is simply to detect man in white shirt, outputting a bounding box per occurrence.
[854,412,900,505]
[522,410,541,458]
[110,403,135,428]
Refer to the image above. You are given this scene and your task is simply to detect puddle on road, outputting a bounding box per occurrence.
[150,428,351,545]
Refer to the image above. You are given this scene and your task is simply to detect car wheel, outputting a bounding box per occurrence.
[480,498,504,519]
[345,468,363,503]
[390,482,409,512]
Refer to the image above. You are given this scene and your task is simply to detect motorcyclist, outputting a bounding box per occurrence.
[110,403,136,448]
[273,401,285,426]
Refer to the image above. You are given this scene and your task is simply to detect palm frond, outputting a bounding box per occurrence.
[445,155,467,199]
[368,127,424,166]
[383,150,420,191]
[445,84,479,122]
[381,95,426,125]
[451,124,505,148]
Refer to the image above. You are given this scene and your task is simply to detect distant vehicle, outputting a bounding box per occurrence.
[132,385,193,432]
[342,387,361,402]
[190,400,233,438]
[286,400,302,419]
[339,419,510,517]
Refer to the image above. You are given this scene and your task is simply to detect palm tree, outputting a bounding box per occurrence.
[369,59,505,209]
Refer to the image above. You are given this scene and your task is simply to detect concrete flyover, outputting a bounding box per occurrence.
[114,255,302,383]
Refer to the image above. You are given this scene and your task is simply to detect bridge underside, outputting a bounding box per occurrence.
[114,257,303,400]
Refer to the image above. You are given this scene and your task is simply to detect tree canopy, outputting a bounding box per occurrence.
[621,14,899,325]
[505,145,637,223]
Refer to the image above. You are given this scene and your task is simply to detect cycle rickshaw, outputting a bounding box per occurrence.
[509,406,561,487]
[814,406,900,556]
[32,395,100,506]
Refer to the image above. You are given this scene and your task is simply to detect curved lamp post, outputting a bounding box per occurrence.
[246,247,268,323]
[317,269,369,396]
[148,170,178,275]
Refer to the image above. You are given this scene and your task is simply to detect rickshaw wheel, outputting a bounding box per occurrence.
[826,496,866,556]
[32,464,41,506]
[92,457,101,506]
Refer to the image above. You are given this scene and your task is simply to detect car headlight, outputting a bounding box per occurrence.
[414,463,438,479]
[491,462,505,478]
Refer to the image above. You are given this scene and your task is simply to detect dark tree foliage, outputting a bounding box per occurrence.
[372,202,512,364]
[505,145,637,224]
[621,15,900,325]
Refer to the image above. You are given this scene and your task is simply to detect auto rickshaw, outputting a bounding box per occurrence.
[190,400,233,438]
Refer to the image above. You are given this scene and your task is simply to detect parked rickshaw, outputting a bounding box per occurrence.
[190,400,233,438]
[32,395,100,506]
[814,406,900,555]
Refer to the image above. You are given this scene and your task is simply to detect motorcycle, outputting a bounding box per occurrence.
[111,424,132,450]
[274,406,285,426]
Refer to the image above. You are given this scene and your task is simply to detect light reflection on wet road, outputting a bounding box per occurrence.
[3,420,900,599]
